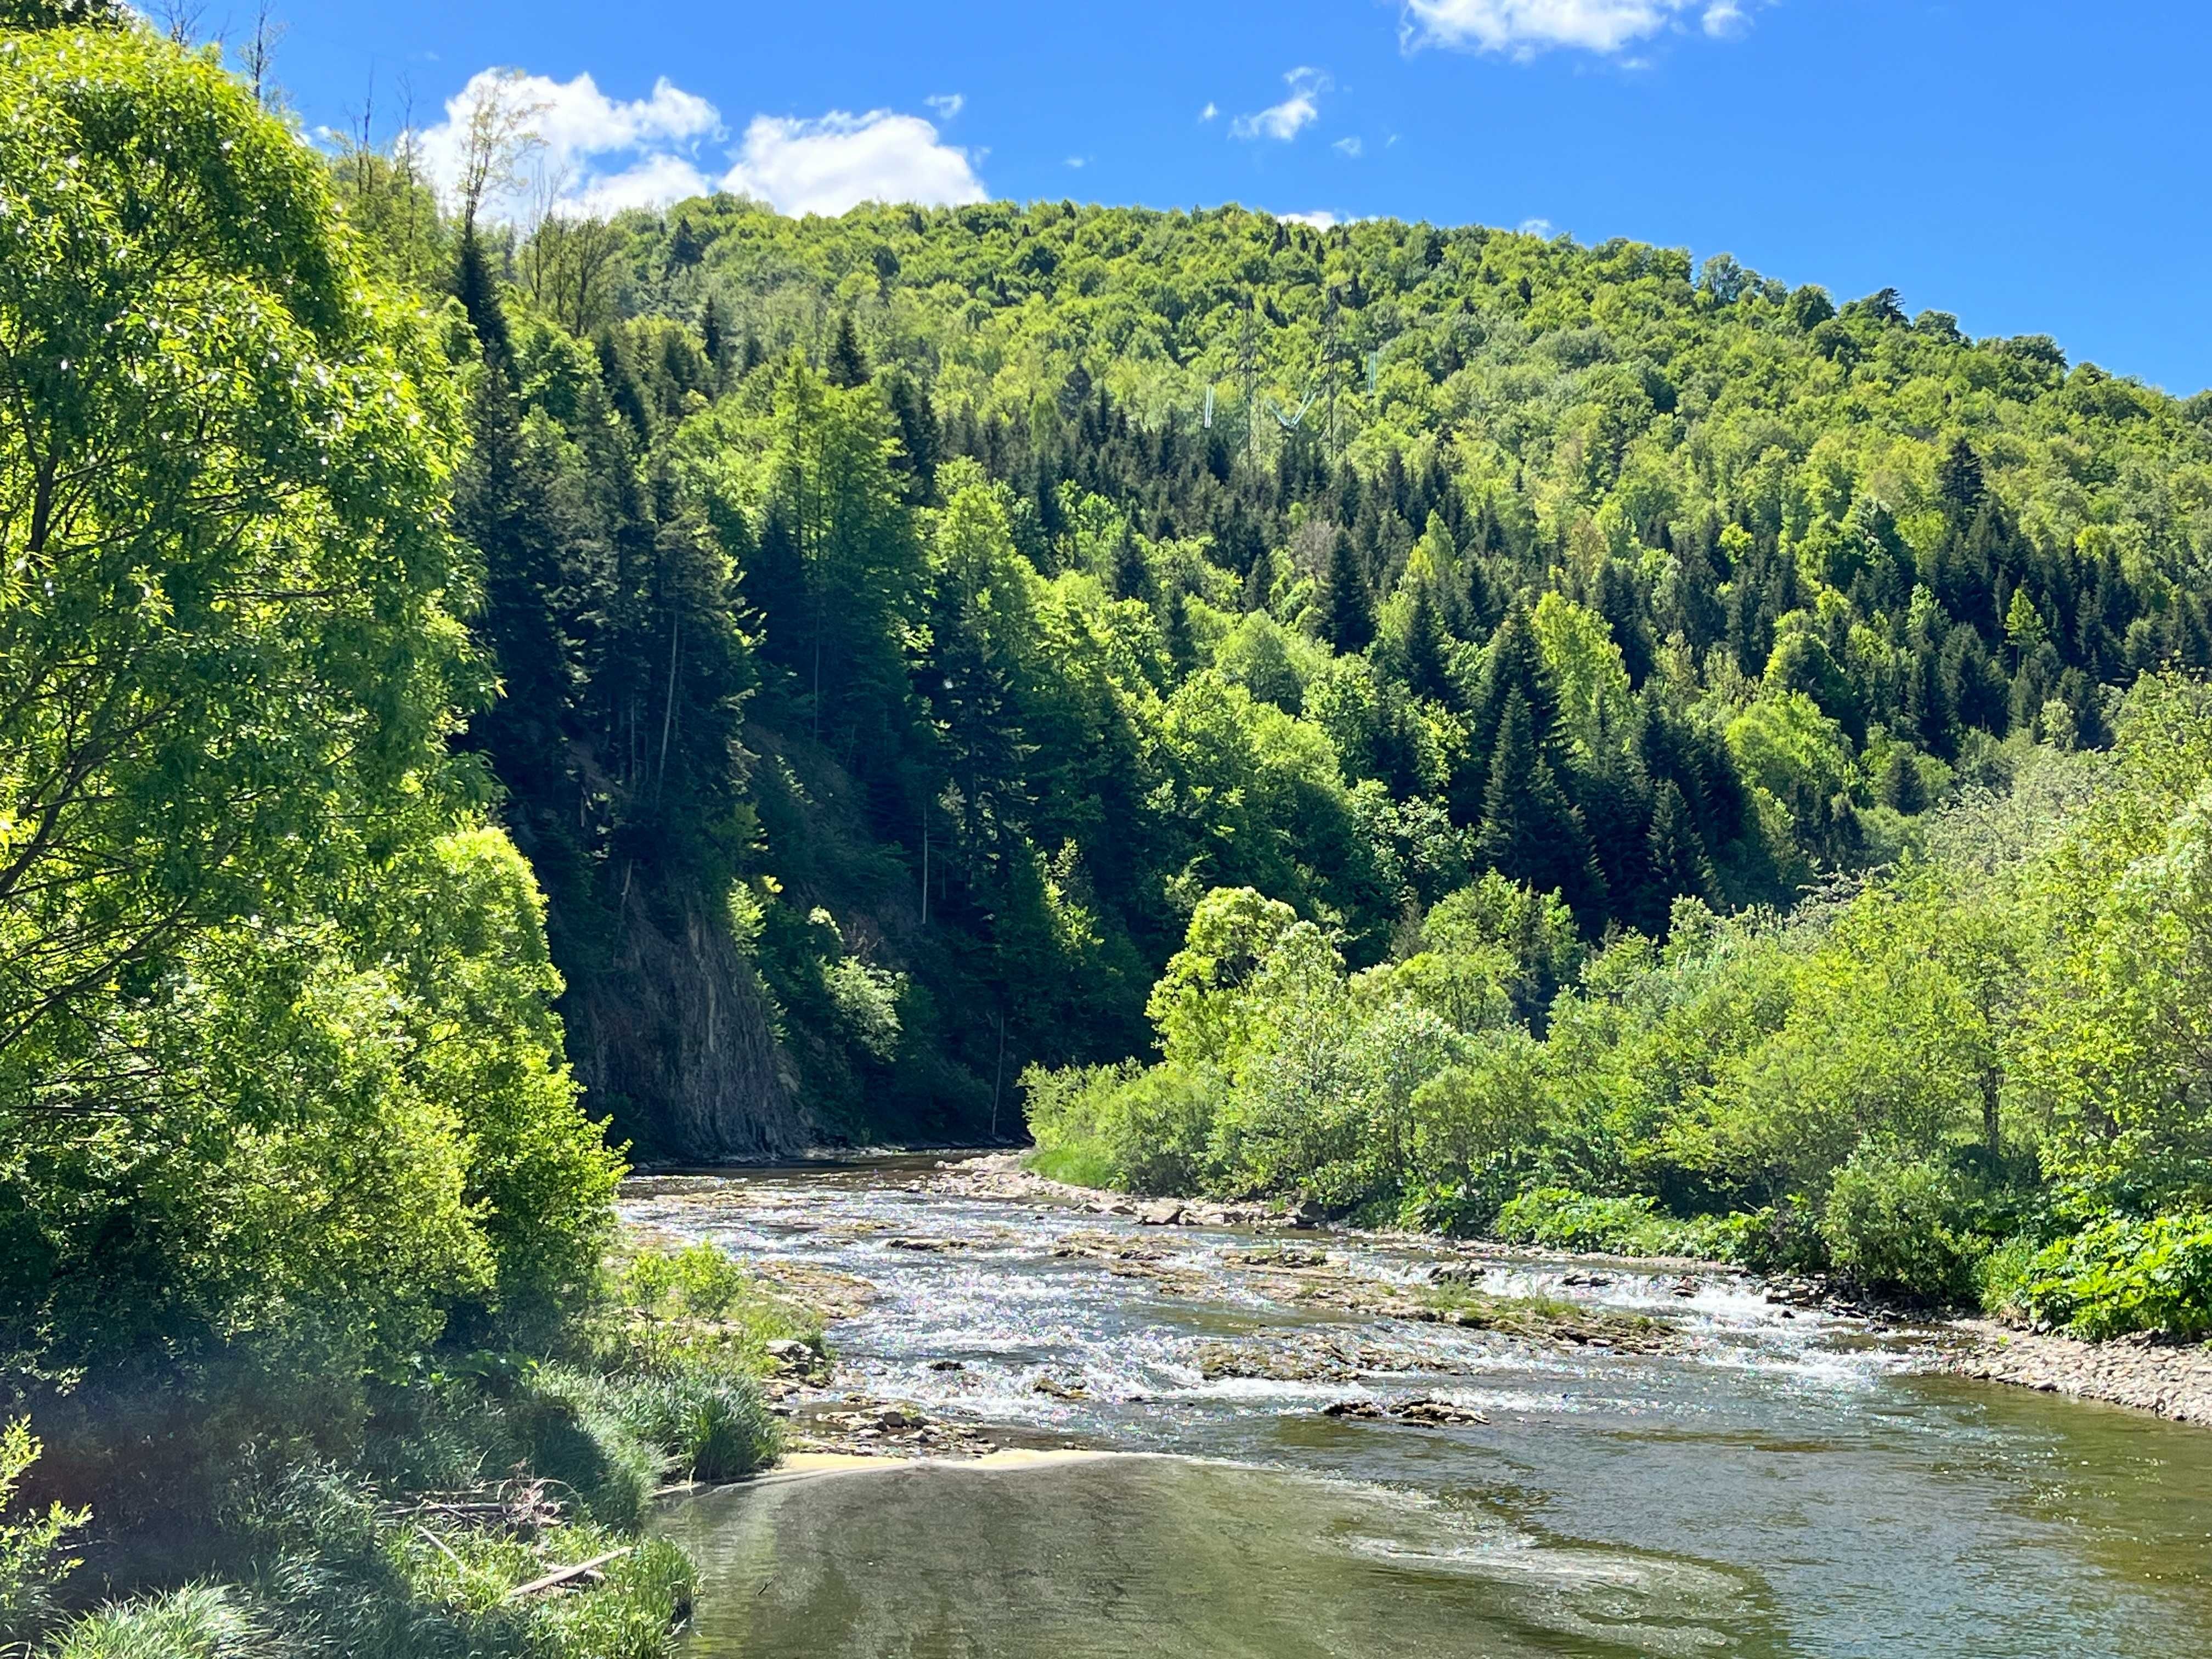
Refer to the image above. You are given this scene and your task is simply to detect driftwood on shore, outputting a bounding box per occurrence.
[505,1548,633,1599]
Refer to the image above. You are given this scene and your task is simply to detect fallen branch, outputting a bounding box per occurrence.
[414,1525,467,1572]
[505,1548,631,1600]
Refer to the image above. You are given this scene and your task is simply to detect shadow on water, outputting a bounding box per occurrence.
[664,1453,1792,1659]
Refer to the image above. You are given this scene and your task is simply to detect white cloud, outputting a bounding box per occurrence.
[1065,156,1087,168]
[570,153,718,217]
[720,110,986,217]
[926,92,965,118]
[1402,0,1762,57]
[1700,0,1750,35]
[414,67,986,221]
[1199,101,1219,121]
[416,69,723,218]
[1334,136,1363,159]
[1282,210,1345,230]
[1518,216,1558,236]
[1232,67,1329,142]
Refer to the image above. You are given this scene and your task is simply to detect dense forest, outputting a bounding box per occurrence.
[5,3,2212,1653]
[351,85,2212,1160]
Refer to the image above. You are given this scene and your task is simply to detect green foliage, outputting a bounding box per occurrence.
[1021,1062,1218,1197]
[36,1585,266,1659]
[1036,674,2212,1319]
[2017,1215,2212,1340]
[1817,1147,1985,1300]
[1,1420,85,1643]
[422,181,2212,1156]
[595,1238,821,1380]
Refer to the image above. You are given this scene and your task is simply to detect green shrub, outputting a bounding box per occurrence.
[2018,1214,2212,1339]
[1725,1200,1830,1275]
[1818,1147,1984,1300]
[595,1239,821,1379]
[1496,1187,1664,1252]
[1023,1061,1218,1196]
[1976,1233,2044,1317]
[1,1421,87,1644]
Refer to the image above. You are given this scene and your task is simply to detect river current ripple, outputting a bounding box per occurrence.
[625,1156,2212,1659]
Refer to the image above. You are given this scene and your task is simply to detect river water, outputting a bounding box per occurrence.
[625,1157,2212,1658]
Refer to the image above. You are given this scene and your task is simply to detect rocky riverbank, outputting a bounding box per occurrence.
[1938,1321,2212,1425]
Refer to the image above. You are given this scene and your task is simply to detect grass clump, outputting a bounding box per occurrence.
[3,1235,799,1659]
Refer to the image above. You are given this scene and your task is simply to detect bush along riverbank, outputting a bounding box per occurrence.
[0,1237,819,1658]
[1026,674,2212,1376]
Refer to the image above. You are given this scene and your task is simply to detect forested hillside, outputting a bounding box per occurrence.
[383,167,2212,1156]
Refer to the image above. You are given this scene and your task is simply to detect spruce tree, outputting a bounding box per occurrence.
[451,231,512,376]
[1644,780,1718,919]
[701,294,725,383]
[1452,601,1564,823]
[1321,527,1374,652]
[1937,437,1985,520]
[1401,581,1452,704]
[1111,525,1153,603]
[1474,690,1607,927]
[827,312,871,387]
[1878,747,1927,814]
[887,373,941,505]
[1163,588,1199,678]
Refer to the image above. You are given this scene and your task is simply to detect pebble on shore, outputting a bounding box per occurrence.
[1940,1321,2212,1426]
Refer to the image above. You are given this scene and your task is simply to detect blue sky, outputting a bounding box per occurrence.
[266,1,2210,394]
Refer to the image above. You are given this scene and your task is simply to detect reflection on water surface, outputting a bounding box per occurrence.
[629,1158,2212,1659]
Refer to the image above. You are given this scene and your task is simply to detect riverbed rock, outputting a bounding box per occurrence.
[1320,1396,1491,1426]
[1052,1229,1170,1263]
[1321,1398,1386,1420]
[1241,1245,1331,1270]
[763,1338,825,1378]
[1392,1397,1491,1426]
[1137,1201,1188,1227]
[882,1235,965,1252]
[1032,1373,1090,1401]
[1196,1335,1433,1383]
[751,1260,879,1321]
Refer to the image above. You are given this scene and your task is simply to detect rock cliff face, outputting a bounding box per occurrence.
[566,889,814,1160]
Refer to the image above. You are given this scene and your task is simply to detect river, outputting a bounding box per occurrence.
[623,1156,2212,1658]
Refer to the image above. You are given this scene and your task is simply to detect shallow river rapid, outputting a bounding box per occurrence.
[625,1158,2212,1658]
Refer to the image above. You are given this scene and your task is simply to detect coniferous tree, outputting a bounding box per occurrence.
[1937,437,1986,519]
[1453,602,1564,823]
[1111,524,1153,603]
[1400,581,1452,705]
[452,231,512,376]
[1164,588,1199,677]
[1474,691,1607,927]
[1644,779,1718,921]
[1321,527,1374,652]
[827,311,871,388]
[1878,747,1927,814]
[887,372,941,505]
[700,294,725,383]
